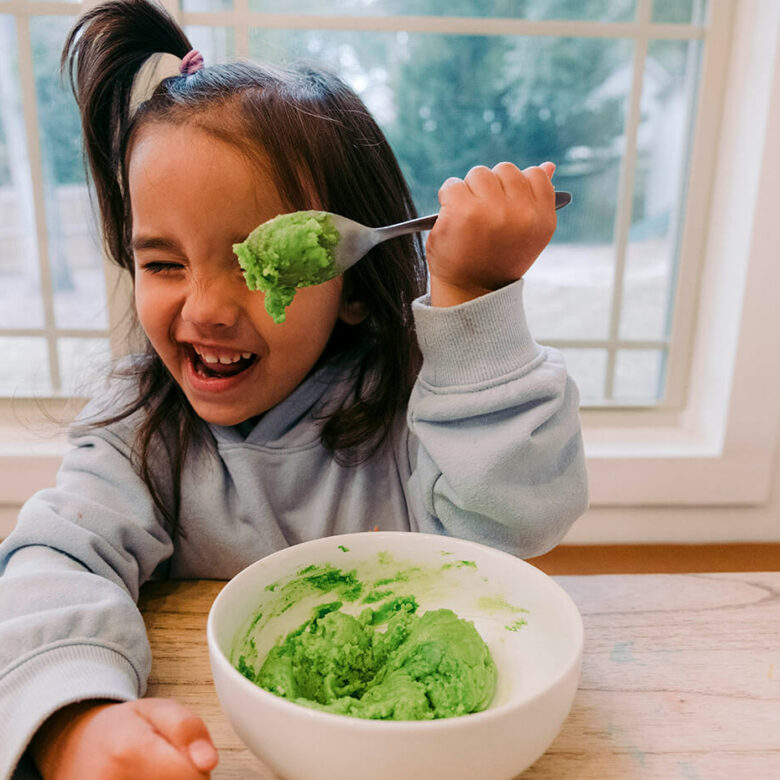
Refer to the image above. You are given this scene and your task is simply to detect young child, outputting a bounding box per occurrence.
[0,0,588,777]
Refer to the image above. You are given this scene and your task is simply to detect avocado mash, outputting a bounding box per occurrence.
[242,597,497,720]
[234,211,340,323]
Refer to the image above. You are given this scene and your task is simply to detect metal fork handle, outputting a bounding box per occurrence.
[374,214,438,241]
[373,191,571,242]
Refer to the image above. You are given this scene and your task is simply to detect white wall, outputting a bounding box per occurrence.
[566,418,780,545]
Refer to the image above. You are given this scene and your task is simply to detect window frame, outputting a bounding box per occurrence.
[584,0,780,508]
[3,0,779,538]
[1,0,730,407]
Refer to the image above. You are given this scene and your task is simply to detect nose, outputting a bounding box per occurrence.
[180,274,241,330]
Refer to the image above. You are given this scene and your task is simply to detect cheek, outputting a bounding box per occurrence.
[134,278,173,346]
[134,280,154,332]
[278,283,343,344]
[247,279,343,338]
[288,279,343,321]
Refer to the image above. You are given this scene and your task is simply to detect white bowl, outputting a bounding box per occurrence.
[207,532,582,780]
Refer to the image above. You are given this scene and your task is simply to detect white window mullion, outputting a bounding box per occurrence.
[15,12,61,391]
[602,0,652,401]
[179,12,706,40]
[233,0,249,60]
[549,338,667,351]
[4,1,77,16]
[1,327,109,339]
[659,0,736,412]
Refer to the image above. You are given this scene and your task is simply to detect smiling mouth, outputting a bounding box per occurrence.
[186,345,259,379]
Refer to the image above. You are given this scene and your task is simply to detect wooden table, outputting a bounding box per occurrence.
[138,573,780,779]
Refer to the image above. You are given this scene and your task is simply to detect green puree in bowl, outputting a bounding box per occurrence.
[242,596,497,721]
[233,211,340,324]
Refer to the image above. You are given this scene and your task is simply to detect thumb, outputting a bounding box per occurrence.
[188,739,219,773]
[134,698,218,773]
[540,161,556,180]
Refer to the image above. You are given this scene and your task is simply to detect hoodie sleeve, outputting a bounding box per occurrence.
[404,278,589,558]
[0,419,174,779]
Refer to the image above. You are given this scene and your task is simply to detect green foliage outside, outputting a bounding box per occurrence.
[387,29,631,242]
[33,16,84,188]
[252,1,638,243]
[0,16,84,188]
[1,0,697,247]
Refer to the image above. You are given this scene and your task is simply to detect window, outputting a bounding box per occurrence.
[1,0,721,406]
[0,6,112,399]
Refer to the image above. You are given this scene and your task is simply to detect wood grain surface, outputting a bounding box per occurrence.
[138,573,780,779]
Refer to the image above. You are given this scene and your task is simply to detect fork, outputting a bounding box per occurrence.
[329,191,571,274]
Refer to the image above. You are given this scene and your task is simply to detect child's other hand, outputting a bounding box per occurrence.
[426,161,557,307]
[31,698,218,780]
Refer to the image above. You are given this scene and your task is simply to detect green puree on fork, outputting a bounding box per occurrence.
[233,211,341,324]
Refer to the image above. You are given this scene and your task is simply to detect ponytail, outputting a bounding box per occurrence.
[61,0,192,272]
[62,1,200,530]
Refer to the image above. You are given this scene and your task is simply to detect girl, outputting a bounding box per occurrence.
[0,0,587,777]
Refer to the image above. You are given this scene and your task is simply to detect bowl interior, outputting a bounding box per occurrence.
[209,532,582,712]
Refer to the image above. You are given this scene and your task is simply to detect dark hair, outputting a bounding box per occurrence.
[62,0,426,527]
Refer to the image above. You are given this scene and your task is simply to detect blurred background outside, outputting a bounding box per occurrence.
[0,0,710,405]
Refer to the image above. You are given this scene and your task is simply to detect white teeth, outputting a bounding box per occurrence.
[191,346,249,365]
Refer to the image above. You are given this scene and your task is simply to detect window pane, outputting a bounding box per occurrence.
[526,243,615,342]
[248,0,636,22]
[30,16,108,331]
[559,348,607,403]
[620,39,702,341]
[248,29,632,343]
[652,0,708,25]
[0,16,44,329]
[185,25,236,63]
[58,337,111,397]
[614,348,665,401]
[0,337,50,396]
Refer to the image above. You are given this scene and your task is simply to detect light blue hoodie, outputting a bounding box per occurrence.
[0,280,588,778]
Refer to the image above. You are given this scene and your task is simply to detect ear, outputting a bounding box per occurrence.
[338,298,368,325]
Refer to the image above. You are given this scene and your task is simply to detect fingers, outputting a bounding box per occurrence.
[133,698,218,774]
[495,161,554,206]
[440,162,556,206]
[120,710,209,780]
[528,161,556,211]
[438,175,469,208]
[464,165,505,198]
[34,699,217,780]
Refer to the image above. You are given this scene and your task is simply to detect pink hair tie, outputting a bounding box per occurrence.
[180,49,204,76]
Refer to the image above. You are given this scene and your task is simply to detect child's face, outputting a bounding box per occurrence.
[129,123,347,426]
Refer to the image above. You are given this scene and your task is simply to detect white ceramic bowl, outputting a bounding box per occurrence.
[207,532,582,780]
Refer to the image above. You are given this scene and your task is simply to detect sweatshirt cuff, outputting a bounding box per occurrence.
[0,644,140,779]
[412,279,542,387]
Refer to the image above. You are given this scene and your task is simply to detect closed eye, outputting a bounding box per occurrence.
[141,261,184,275]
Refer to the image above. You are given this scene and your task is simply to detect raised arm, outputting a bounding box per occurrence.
[404,279,588,557]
